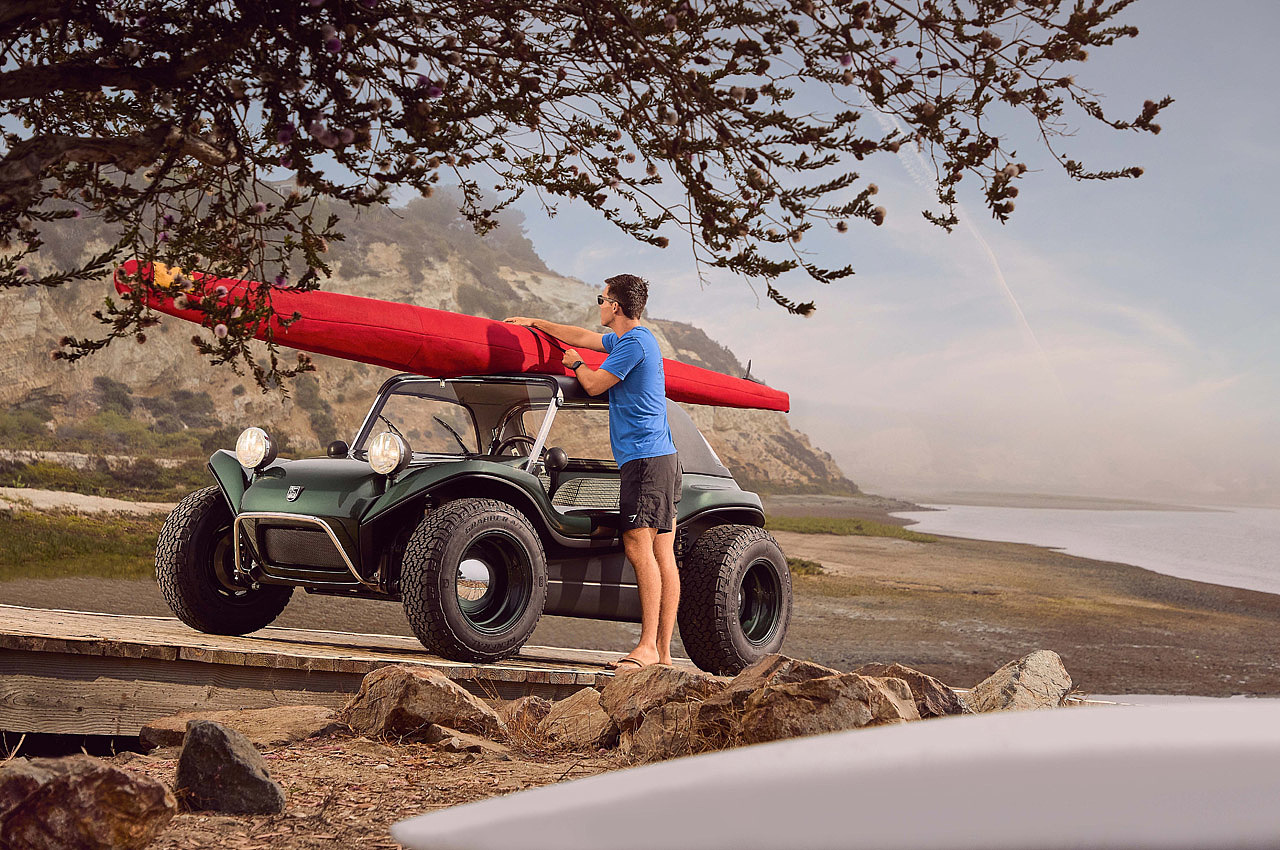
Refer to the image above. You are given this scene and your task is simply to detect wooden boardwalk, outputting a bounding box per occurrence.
[0,604,632,737]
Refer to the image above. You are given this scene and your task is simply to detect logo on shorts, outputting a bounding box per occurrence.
[287,486,303,501]
[628,514,638,522]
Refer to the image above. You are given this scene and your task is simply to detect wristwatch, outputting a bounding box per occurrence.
[569,360,584,371]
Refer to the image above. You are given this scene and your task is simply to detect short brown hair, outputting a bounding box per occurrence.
[604,274,649,320]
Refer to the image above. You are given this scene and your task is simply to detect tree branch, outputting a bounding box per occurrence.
[0,47,230,100]
[0,0,64,40]
[0,126,236,209]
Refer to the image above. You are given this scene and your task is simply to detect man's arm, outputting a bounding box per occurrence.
[561,347,621,396]
[504,316,605,353]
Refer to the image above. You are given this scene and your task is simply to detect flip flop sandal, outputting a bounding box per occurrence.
[609,656,646,672]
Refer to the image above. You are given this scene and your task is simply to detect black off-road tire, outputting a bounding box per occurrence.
[156,486,292,635]
[401,498,548,662]
[677,524,792,675]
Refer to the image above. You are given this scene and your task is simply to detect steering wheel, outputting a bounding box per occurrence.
[493,434,537,457]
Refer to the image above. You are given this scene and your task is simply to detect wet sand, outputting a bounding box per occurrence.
[3,516,1276,696]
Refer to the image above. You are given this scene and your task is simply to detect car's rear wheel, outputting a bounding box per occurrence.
[400,498,547,662]
[156,486,293,635]
[677,524,792,675]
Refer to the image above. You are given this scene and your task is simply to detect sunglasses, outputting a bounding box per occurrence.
[597,295,618,305]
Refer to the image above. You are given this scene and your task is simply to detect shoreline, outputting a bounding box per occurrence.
[897,491,1222,512]
[889,500,1280,599]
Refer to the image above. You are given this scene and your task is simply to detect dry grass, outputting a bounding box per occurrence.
[0,507,162,582]
[786,556,825,576]
[496,701,562,761]
[766,514,936,542]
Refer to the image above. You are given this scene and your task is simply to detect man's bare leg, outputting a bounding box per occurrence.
[619,527,662,667]
[654,529,680,665]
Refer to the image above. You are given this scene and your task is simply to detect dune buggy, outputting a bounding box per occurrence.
[156,373,791,675]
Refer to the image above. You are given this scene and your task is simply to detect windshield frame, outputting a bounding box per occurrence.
[351,374,563,465]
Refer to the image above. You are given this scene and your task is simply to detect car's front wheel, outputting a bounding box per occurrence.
[156,486,293,635]
[400,498,548,662]
[677,524,792,675]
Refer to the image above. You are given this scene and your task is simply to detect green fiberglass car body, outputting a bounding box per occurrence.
[156,373,792,674]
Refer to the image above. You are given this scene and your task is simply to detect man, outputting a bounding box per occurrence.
[504,274,680,672]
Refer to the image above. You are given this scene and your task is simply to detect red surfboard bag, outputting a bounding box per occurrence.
[114,261,789,412]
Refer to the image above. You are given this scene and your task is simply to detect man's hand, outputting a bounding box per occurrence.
[562,348,582,369]
[501,317,607,354]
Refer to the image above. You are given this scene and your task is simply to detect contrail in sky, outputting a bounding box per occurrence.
[867,106,1067,400]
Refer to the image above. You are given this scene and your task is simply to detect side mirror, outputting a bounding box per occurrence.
[545,446,568,472]
[327,440,350,459]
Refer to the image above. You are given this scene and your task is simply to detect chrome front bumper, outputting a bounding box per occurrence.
[233,511,377,588]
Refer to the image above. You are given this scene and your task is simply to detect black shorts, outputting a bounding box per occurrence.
[619,453,682,534]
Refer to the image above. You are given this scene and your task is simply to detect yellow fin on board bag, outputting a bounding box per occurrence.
[149,262,186,289]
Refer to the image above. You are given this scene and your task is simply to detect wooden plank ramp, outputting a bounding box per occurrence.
[0,604,641,737]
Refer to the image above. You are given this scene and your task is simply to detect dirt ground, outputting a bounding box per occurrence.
[4,491,1279,849]
[2,523,1277,696]
[110,733,621,850]
[771,530,1280,696]
[75,520,1280,850]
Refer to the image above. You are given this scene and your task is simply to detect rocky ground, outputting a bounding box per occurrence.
[41,649,1034,850]
[113,735,618,850]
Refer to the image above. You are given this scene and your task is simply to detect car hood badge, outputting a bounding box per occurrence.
[286,485,303,501]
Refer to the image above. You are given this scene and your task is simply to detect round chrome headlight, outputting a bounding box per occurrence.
[235,427,277,470]
[368,431,410,476]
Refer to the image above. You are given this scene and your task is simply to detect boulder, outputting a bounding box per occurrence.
[175,719,286,814]
[424,725,512,759]
[966,650,1072,712]
[854,662,966,717]
[340,665,503,739]
[0,754,175,850]
[498,695,553,735]
[0,759,58,816]
[620,702,699,763]
[537,688,618,750]
[140,705,342,750]
[599,665,725,731]
[694,654,840,747]
[740,674,920,744]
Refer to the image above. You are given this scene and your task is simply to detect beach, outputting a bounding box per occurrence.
[4,489,1279,848]
[2,491,1276,697]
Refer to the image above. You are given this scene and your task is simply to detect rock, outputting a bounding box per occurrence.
[0,754,176,850]
[854,662,966,717]
[498,695,552,735]
[599,665,725,731]
[740,674,920,744]
[966,650,1072,712]
[140,705,342,750]
[175,719,286,814]
[621,702,699,763]
[340,665,503,739]
[0,759,58,816]
[694,654,840,747]
[537,688,618,750]
[424,725,512,759]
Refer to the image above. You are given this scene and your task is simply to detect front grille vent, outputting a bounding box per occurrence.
[262,526,347,570]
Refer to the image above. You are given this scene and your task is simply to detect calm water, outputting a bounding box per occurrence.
[892,504,1280,597]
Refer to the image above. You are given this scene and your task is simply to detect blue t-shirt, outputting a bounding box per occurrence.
[600,326,676,467]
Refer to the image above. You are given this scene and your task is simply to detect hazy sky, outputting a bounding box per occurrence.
[508,1,1280,506]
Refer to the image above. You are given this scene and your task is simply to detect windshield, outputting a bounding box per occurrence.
[354,377,557,462]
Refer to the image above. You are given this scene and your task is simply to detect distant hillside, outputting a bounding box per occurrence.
[0,193,857,495]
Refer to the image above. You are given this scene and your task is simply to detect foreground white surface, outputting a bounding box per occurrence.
[392,703,1280,850]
